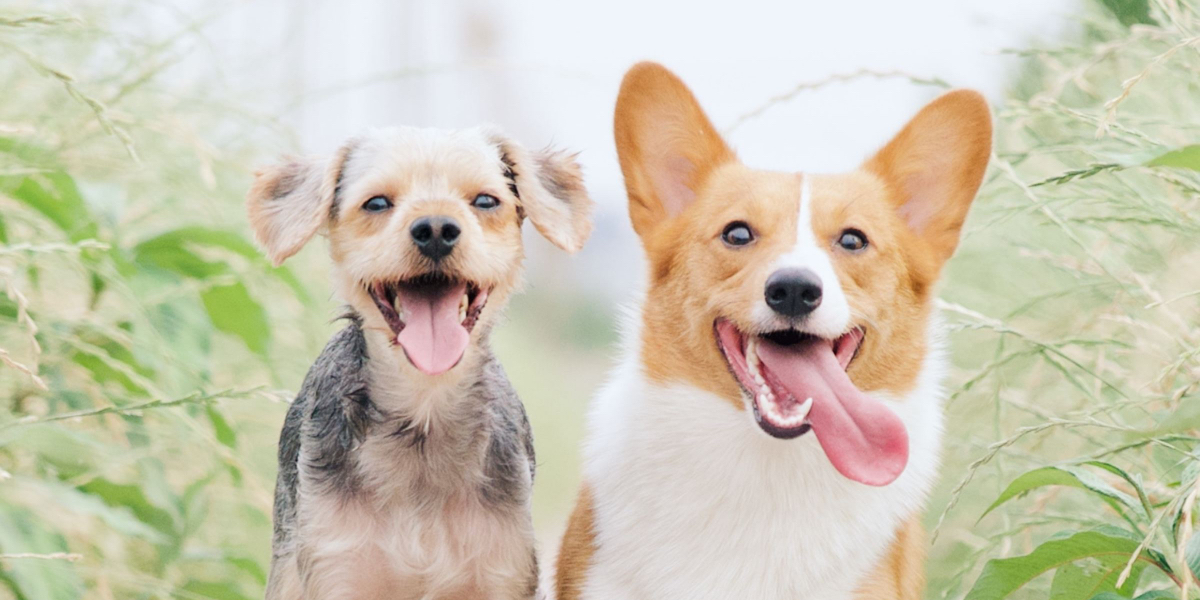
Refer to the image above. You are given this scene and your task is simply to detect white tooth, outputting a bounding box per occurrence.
[746,337,761,379]
[393,295,405,320]
[459,293,469,322]
[794,397,814,422]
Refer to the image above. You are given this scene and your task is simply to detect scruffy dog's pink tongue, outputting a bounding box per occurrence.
[757,340,909,486]
[395,281,468,376]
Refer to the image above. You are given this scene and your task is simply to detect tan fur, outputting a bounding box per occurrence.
[250,127,594,600]
[613,64,736,240]
[555,485,597,600]
[247,144,355,267]
[493,137,594,253]
[245,128,596,379]
[558,62,992,598]
[853,517,926,600]
[293,465,536,600]
[865,90,993,265]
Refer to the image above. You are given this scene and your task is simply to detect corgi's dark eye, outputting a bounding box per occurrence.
[362,196,392,213]
[472,193,500,210]
[721,221,754,247]
[838,229,868,252]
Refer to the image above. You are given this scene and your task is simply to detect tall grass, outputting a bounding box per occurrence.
[924,1,1200,598]
[0,1,1197,600]
[0,4,316,598]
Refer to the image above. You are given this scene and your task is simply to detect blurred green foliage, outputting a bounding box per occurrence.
[0,3,311,598]
[0,0,1198,599]
[926,1,1200,597]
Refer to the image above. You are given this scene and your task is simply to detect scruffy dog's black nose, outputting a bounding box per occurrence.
[765,268,823,317]
[410,216,461,260]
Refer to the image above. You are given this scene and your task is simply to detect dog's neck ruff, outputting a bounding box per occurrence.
[354,309,489,430]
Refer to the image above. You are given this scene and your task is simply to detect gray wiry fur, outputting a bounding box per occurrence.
[268,315,537,598]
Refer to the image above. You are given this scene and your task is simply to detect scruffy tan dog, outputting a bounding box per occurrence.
[247,126,593,600]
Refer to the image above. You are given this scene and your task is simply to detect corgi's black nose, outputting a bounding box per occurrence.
[410,216,460,260]
[765,268,822,317]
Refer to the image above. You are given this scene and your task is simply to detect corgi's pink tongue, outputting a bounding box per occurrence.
[756,340,909,486]
[395,281,469,376]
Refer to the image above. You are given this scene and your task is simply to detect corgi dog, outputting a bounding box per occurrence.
[554,63,991,600]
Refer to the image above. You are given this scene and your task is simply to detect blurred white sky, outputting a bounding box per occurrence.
[197,0,1079,298]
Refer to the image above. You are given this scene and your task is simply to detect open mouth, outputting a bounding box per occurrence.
[714,319,909,486]
[367,274,491,376]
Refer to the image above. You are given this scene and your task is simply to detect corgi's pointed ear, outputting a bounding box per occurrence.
[246,143,356,266]
[492,135,595,253]
[614,62,735,239]
[865,89,992,265]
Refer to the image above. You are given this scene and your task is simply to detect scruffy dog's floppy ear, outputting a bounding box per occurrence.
[492,134,594,253]
[246,143,355,266]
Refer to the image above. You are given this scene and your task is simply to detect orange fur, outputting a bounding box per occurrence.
[610,63,992,409]
[558,62,992,599]
[853,517,926,600]
[555,485,597,600]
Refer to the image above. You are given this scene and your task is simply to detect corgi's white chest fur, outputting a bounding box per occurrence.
[578,333,945,600]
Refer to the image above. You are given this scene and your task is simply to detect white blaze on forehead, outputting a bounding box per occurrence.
[764,174,851,338]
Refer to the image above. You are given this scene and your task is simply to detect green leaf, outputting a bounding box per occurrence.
[1092,592,1177,600]
[139,226,261,260]
[1055,563,1105,600]
[35,480,168,544]
[225,555,268,586]
[982,465,1145,521]
[1051,555,1145,600]
[201,282,270,356]
[205,405,238,449]
[1131,592,1177,600]
[0,507,83,600]
[964,529,1157,600]
[136,226,310,301]
[0,135,56,166]
[0,291,16,319]
[1081,461,1153,518]
[181,471,218,539]
[0,212,8,244]
[69,329,156,395]
[78,478,178,542]
[1146,145,1200,172]
[0,172,97,242]
[180,579,252,600]
[134,242,231,279]
[0,427,112,477]
[1098,0,1156,27]
[1186,533,1200,583]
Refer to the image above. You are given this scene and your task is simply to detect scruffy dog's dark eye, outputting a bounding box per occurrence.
[362,196,392,212]
[838,229,868,251]
[721,221,754,247]
[472,193,500,210]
